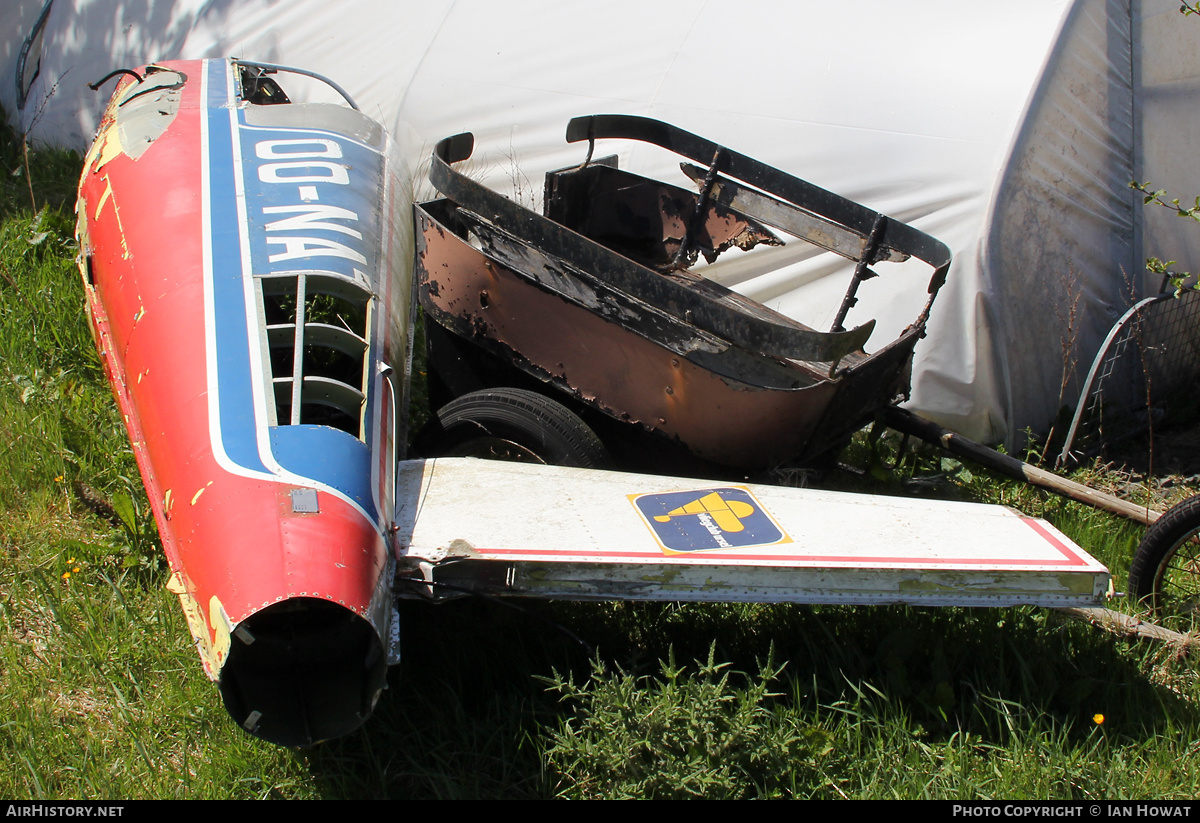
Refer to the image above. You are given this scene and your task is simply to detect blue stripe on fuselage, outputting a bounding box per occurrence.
[268,425,374,514]
[205,61,270,475]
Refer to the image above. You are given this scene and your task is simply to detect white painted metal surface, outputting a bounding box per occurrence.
[395,458,1110,607]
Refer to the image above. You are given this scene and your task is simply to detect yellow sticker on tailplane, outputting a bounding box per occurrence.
[630,487,792,554]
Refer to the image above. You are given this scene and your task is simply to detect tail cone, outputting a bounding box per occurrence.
[218,598,387,747]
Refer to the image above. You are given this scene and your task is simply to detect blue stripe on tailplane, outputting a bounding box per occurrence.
[269,426,377,520]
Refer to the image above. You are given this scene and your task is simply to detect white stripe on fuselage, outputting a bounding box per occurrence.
[201,60,248,484]
[226,82,280,478]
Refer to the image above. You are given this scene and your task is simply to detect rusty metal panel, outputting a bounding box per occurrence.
[416,116,952,468]
[417,203,839,467]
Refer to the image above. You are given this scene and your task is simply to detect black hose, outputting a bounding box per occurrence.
[87,68,142,91]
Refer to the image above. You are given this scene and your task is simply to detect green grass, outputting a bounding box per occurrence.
[3,123,1200,799]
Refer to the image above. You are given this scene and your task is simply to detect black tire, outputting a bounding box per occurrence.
[1129,494,1200,625]
[415,388,610,469]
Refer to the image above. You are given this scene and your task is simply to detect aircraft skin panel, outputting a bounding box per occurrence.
[201,59,389,524]
[267,425,376,514]
[396,458,1109,607]
[77,59,393,678]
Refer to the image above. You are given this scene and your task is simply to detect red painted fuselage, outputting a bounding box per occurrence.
[76,59,410,745]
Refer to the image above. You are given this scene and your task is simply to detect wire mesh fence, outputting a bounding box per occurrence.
[1057,289,1200,467]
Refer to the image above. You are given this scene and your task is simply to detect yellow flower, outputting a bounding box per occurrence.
[1093,713,1105,725]
[54,475,64,483]
[61,571,70,581]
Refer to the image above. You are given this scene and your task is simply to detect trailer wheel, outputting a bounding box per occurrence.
[417,388,610,468]
[1129,495,1200,626]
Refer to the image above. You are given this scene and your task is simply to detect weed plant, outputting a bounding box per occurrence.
[2,120,1200,799]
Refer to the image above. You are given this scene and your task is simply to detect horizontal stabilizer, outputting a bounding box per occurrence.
[395,458,1109,608]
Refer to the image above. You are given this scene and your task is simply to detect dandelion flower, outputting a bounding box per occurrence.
[1093,713,1105,725]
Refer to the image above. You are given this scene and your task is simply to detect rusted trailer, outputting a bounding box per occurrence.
[415,115,951,470]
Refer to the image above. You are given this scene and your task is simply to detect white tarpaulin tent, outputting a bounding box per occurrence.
[3,0,1195,446]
